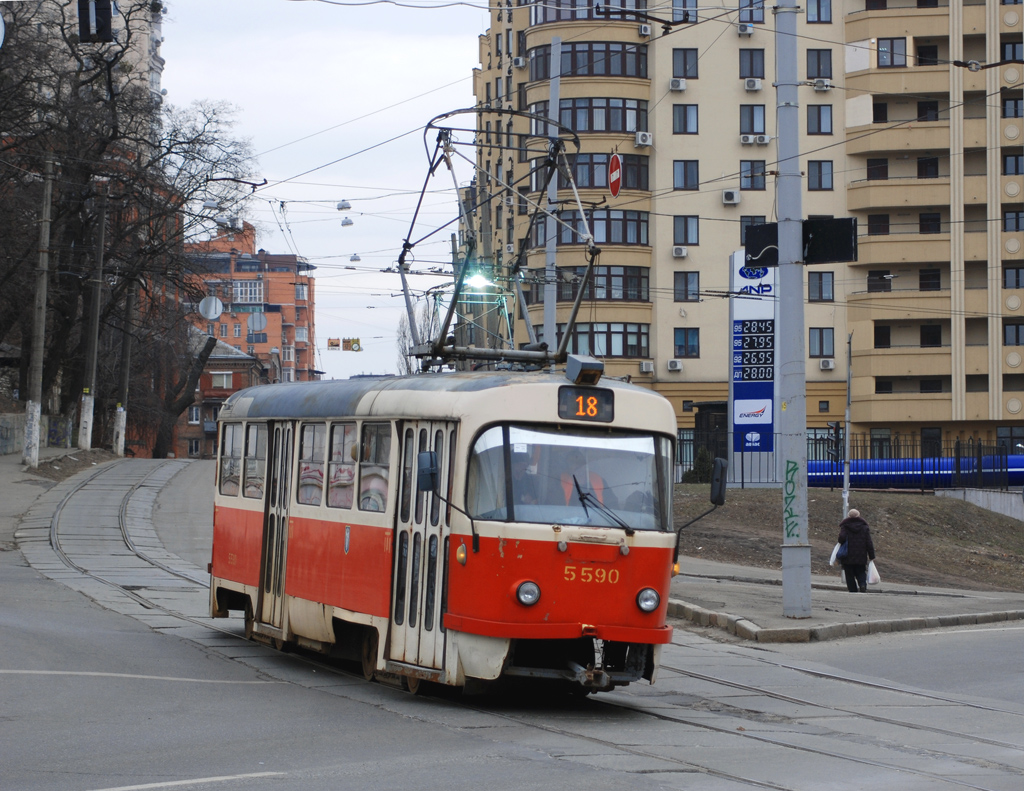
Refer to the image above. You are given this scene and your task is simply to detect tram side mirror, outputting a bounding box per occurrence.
[710,457,728,507]
[417,451,440,494]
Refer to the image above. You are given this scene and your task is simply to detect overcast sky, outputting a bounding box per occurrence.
[160,0,489,379]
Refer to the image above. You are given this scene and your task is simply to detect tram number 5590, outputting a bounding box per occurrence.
[564,565,620,584]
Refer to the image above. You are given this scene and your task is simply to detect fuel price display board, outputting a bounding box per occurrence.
[730,253,776,453]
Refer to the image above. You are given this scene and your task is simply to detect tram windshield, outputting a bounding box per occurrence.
[467,424,673,531]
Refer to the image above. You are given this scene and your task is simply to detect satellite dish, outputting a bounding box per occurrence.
[198,296,224,321]
[248,312,268,333]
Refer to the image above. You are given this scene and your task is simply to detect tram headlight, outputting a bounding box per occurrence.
[636,588,660,613]
[516,581,541,606]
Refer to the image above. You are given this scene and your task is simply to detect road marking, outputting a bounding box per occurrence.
[86,773,284,791]
[0,670,276,684]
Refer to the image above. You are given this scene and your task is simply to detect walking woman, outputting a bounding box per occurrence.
[838,508,876,593]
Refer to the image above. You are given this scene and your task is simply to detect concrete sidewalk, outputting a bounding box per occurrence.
[0,446,80,544]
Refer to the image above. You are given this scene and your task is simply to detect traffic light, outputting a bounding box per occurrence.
[826,421,842,460]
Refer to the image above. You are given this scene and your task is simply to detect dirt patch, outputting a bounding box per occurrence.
[674,485,1024,592]
[29,449,121,482]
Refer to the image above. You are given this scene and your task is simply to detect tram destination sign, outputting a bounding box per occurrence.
[558,386,614,423]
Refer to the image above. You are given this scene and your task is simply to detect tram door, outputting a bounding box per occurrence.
[259,422,293,629]
[389,421,456,670]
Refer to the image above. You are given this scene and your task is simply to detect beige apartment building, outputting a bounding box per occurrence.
[470,0,1024,454]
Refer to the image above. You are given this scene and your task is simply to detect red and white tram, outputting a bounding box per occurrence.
[209,367,679,693]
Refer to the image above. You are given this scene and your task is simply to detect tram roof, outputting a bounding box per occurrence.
[220,370,657,421]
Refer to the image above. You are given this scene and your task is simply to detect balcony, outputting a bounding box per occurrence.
[847,122,950,156]
[203,421,217,434]
[851,393,951,424]
[846,66,951,100]
[849,289,950,323]
[855,233,951,266]
[846,6,950,42]
[847,177,949,211]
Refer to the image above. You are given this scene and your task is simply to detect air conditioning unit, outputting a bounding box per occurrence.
[672,245,688,258]
[638,23,652,37]
[634,130,653,147]
[813,78,832,92]
[639,361,654,374]
[512,56,527,69]
[744,78,763,92]
[667,359,684,372]
[819,358,836,370]
[504,195,514,207]
[669,78,687,92]
[740,134,756,145]
[722,189,741,205]
[737,23,754,37]
[755,134,771,145]
[505,243,516,254]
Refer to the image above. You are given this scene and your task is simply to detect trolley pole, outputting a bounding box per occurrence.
[543,38,561,369]
[774,0,812,618]
[79,185,107,451]
[23,158,54,469]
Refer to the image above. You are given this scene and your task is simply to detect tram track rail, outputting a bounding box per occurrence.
[42,462,1024,791]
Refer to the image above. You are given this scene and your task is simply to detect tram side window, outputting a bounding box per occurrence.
[359,422,392,512]
[297,423,327,506]
[243,423,268,499]
[327,422,357,508]
[219,423,242,496]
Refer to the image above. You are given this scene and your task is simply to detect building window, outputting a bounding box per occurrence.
[188,439,201,458]
[536,153,649,192]
[673,216,699,245]
[559,97,648,134]
[809,327,834,358]
[673,160,699,190]
[807,0,831,22]
[553,266,650,303]
[219,323,227,337]
[673,48,698,78]
[1004,154,1024,175]
[211,372,232,389]
[283,346,294,362]
[740,215,766,244]
[740,104,766,134]
[807,105,832,135]
[233,323,242,338]
[1006,210,1024,231]
[206,323,215,336]
[558,322,650,357]
[867,214,890,235]
[920,269,941,291]
[874,325,891,349]
[876,379,893,394]
[295,326,309,342]
[738,0,764,24]
[917,100,939,121]
[295,283,309,301]
[1004,42,1024,61]
[920,212,942,234]
[920,325,942,347]
[867,158,888,180]
[674,327,700,358]
[873,102,888,123]
[868,270,892,292]
[530,42,649,81]
[740,160,766,190]
[674,271,699,301]
[232,280,263,304]
[807,49,832,78]
[673,0,698,21]
[917,45,939,67]
[1003,98,1023,118]
[917,156,939,179]
[878,38,907,68]
[809,271,833,302]
[1005,267,1024,289]
[282,369,294,382]
[673,104,698,134]
[808,161,833,190]
[187,406,201,424]
[819,401,830,413]
[1005,323,1024,346]
[739,49,764,78]
[920,379,942,394]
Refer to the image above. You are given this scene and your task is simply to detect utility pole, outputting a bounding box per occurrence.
[774,0,811,618]
[543,37,562,369]
[843,332,853,517]
[113,280,135,457]
[23,159,54,469]
[79,185,107,451]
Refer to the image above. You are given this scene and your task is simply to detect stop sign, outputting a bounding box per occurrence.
[608,153,622,198]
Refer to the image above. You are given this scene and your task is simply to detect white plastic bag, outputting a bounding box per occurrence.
[867,560,880,585]
[829,542,842,567]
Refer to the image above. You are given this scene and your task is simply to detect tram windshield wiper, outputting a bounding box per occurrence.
[573,475,634,535]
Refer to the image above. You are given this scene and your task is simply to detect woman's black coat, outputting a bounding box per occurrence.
[838,516,875,566]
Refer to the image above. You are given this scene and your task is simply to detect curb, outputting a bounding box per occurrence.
[666,599,1024,643]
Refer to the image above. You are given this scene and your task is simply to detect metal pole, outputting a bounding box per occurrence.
[842,332,852,516]
[114,280,135,457]
[774,1,811,618]
[79,186,107,451]
[23,158,54,469]
[543,37,562,368]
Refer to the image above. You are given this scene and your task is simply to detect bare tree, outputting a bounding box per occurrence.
[396,297,441,375]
